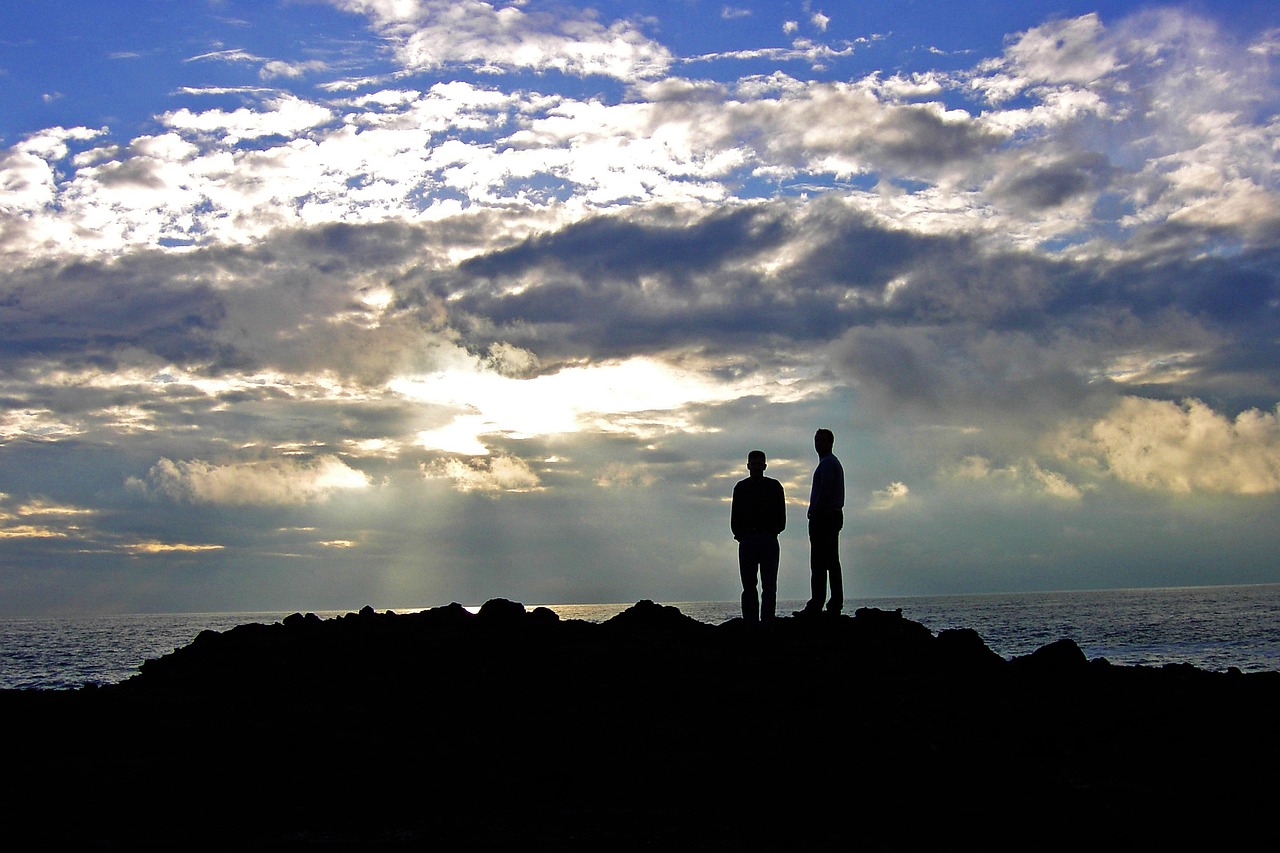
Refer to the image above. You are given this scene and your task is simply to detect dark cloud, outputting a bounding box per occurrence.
[461,205,787,285]
[93,158,166,189]
[0,255,227,369]
[385,195,1280,430]
[707,84,1007,180]
[0,221,470,383]
[989,151,1115,210]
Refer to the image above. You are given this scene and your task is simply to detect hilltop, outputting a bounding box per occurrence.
[5,599,1277,850]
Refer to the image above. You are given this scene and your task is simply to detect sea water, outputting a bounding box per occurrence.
[2,584,1278,690]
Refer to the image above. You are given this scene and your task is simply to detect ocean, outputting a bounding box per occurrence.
[2,584,1278,690]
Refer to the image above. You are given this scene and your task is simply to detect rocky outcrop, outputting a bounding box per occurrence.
[5,600,1277,851]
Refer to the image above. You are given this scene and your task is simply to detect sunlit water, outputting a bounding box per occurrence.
[2,585,1277,690]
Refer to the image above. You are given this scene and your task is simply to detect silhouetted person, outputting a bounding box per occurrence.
[731,450,786,622]
[798,428,844,616]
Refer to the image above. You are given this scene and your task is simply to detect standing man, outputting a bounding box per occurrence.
[800,428,844,616]
[731,450,787,623]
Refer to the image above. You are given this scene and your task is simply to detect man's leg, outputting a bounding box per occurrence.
[739,542,760,622]
[825,539,843,613]
[760,538,779,621]
[821,512,844,612]
[806,519,826,612]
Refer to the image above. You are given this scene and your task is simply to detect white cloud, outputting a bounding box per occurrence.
[138,455,372,505]
[0,127,103,213]
[0,409,84,443]
[0,494,97,540]
[594,462,658,488]
[162,95,334,141]
[122,540,225,555]
[1057,397,1280,495]
[5,7,1274,268]
[870,481,909,509]
[260,59,329,80]
[186,48,265,65]
[332,0,672,79]
[970,13,1118,103]
[951,456,1083,501]
[422,453,540,493]
[871,72,947,101]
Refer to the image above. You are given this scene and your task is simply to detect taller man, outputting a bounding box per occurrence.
[801,428,844,616]
[731,450,787,622]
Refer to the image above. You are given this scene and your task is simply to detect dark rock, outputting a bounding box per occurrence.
[1010,636,1089,674]
[529,605,560,625]
[603,598,710,634]
[4,599,1276,852]
[477,597,527,624]
[936,626,1007,672]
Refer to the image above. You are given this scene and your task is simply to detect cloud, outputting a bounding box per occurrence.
[122,540,225,555]
[161,95,334,141]
[397,354,766,454]
[11,10,1269,268]
[0,494,100,544]
[594,462,658,488]
[870,481,909,509]
[966,9,1280,256]
[331,0,672,79]
[0,524,69,539]
[976,13,1118,98]
[2,3,1279,614]
[422,453,540,493]
[186,48,266,65]
[0,127,104,214]
[260,60,329,80]
[138,455,372,505]
[950,456,1083,501]
[1057,397,1280,495]
[695,80,1004,181]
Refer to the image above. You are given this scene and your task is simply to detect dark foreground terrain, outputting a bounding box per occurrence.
[5,600,1278,851]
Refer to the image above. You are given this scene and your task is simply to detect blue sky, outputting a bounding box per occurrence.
[2,1,1279,616]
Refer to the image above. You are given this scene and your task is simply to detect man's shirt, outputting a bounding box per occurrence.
[731,476,786,541]
[808,453,844,517]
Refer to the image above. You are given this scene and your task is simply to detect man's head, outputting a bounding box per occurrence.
[747,450,767,475]
[814,428,834,456]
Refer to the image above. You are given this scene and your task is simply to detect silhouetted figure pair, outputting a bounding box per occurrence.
[731,450,786,622]
[732,430,845,622]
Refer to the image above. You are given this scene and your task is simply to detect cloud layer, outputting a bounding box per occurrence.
[2,2,1278,614]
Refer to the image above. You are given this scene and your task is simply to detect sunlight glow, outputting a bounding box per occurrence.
[395,356,757,453]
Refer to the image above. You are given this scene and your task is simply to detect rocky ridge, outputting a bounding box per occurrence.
[6,599,1277,850]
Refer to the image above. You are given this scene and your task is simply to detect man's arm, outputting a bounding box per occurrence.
[730,481,744,540]
[771,480,786,535]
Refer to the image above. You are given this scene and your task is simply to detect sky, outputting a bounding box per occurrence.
[2,1,1279,617]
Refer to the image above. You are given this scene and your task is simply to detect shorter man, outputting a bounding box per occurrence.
[731,450,787,622]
